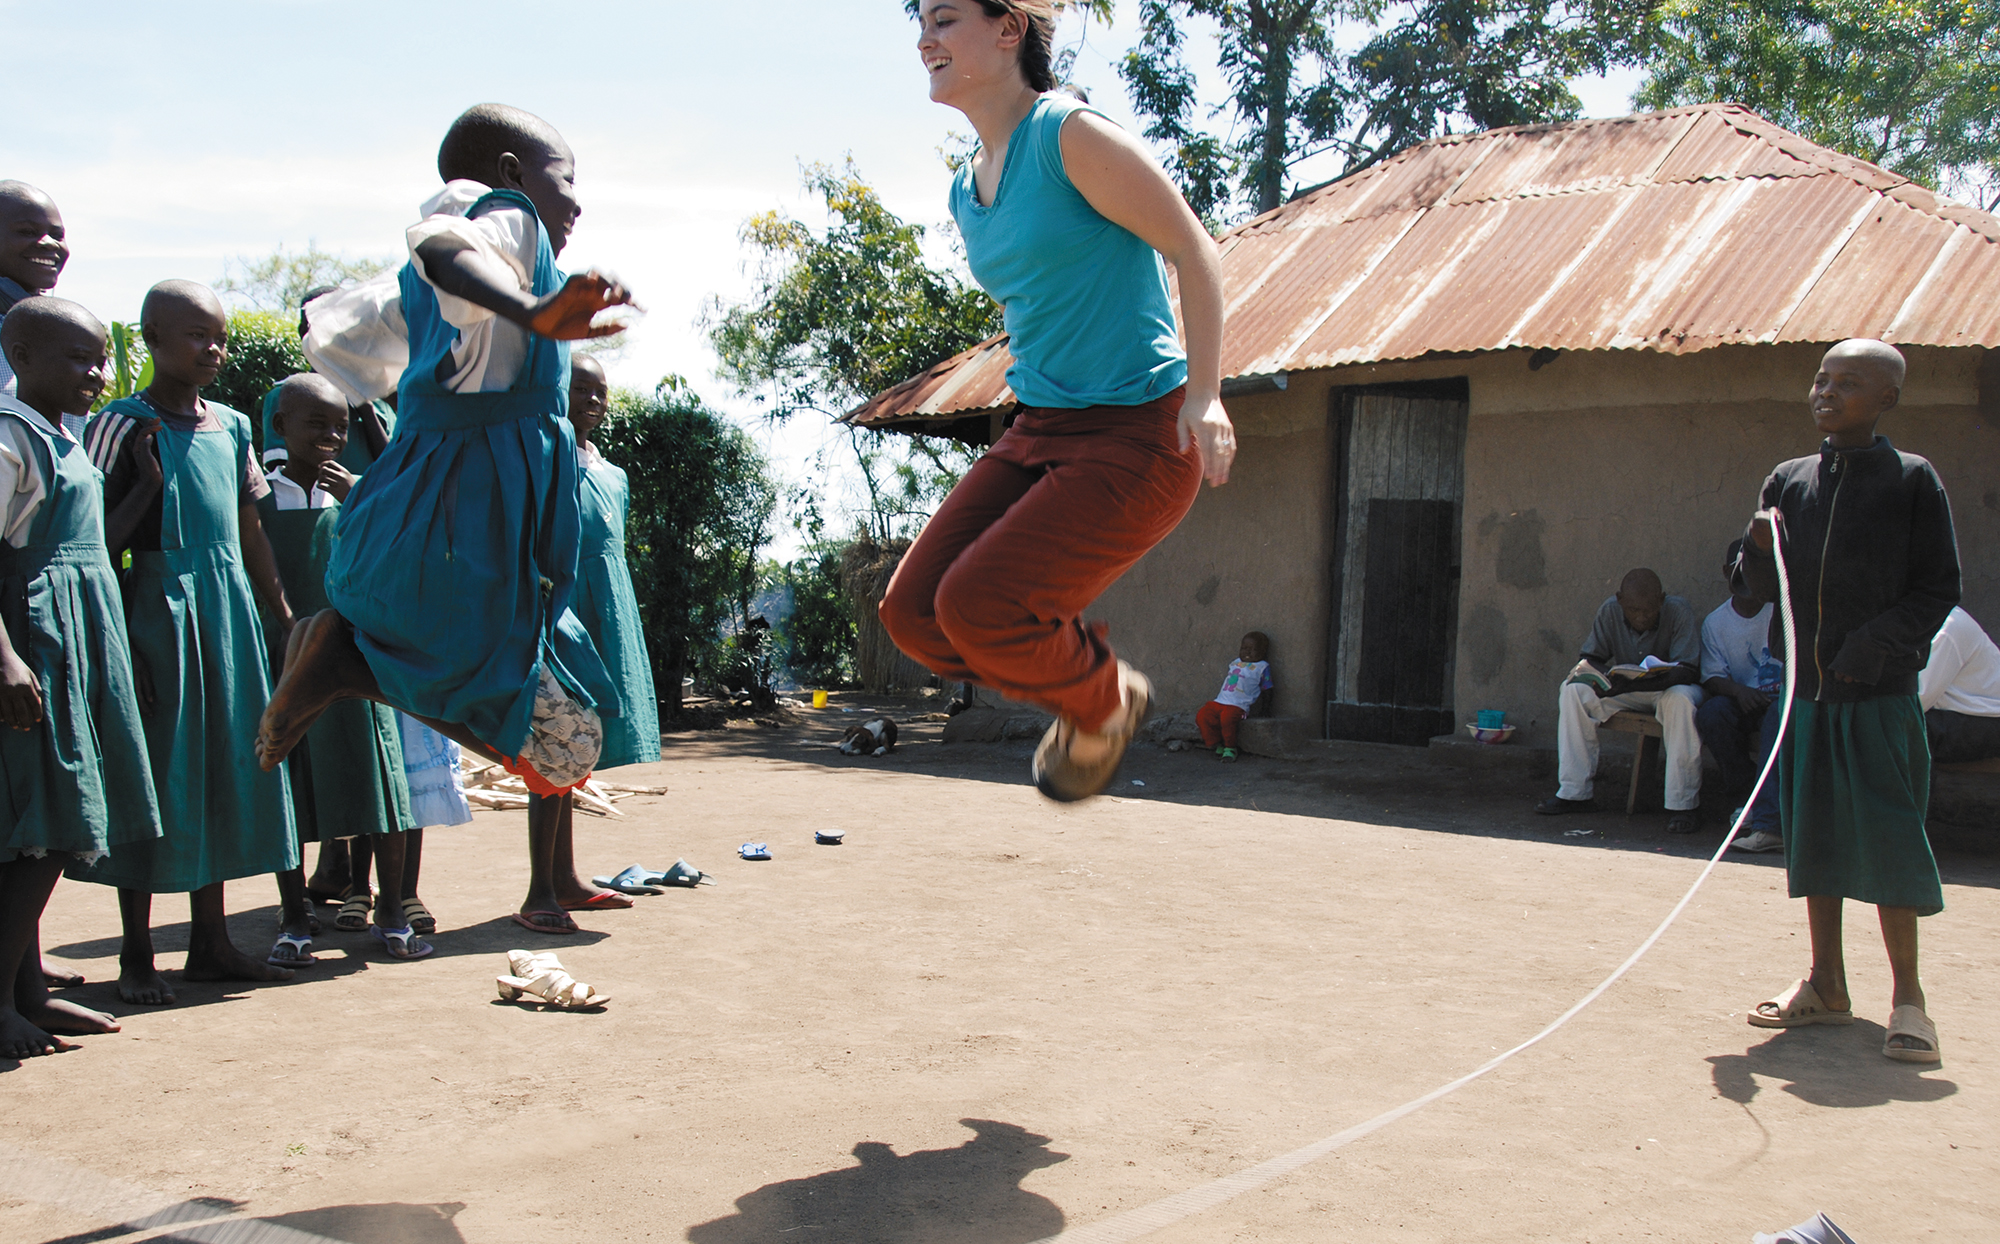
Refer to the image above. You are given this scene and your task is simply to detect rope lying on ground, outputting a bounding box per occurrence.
[1029,515,1800,1244]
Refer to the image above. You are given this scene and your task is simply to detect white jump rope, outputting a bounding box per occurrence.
[1032,514,1800,1244]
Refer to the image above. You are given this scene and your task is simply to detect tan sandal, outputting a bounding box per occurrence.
[1032,662,1151,803]
[1883,1004,1941,1063]
[1747,978,1854,1028]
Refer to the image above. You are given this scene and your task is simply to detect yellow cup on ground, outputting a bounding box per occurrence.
[812,690,829,709]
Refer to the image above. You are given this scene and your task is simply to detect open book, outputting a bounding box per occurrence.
[1567,654,1676,694]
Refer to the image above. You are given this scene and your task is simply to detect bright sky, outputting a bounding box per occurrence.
[4,1,1645,552]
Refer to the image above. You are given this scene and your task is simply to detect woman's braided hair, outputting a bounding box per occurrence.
[970,0,1059,93]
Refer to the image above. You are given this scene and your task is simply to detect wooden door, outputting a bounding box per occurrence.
[1325,385,1468,745]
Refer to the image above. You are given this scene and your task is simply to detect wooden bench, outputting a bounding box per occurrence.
[1600,710,1664,815]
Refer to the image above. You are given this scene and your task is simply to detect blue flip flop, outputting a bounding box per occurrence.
[739,843,771,861]
[653,859,714,887]
[592,864,665,895]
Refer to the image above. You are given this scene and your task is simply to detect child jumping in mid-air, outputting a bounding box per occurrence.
[0,297,162,1057]
[1196,632,1271,761]
[256,374,425,963]
[1739,339,1959,1064]
[75,280,299,1005]
[256,104,633,850]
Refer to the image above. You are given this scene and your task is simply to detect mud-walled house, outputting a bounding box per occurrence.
[847,104,2000,749]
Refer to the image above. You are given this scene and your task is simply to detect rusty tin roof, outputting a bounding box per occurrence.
[847,103,1999,428]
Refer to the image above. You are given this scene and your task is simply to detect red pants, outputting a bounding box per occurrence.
[1197,701,1246,748]
[880,390,1201,728]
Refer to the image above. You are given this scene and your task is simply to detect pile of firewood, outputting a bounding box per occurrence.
[458,758,666,817]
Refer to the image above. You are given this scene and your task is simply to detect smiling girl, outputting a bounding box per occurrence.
[882,0,1237,802]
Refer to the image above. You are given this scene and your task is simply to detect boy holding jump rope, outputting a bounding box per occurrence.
[1738,338,1959,1064]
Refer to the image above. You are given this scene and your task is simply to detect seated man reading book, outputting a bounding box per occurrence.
[1536,568,1706,833]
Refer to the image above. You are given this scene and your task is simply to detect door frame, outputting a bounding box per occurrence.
[1322,377,1471,740]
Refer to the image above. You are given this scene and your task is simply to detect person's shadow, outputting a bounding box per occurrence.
[1710,1025,1958,1109]
[686,1119,1068,1244]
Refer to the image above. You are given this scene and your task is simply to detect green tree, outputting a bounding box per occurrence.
[1121,1,1647,223]
[707,161,1003,540]
[1638,0,2000,208]
[208,310,307,442]
[765,544,858,689]
[217,242,391,315]
[593,377,778,713]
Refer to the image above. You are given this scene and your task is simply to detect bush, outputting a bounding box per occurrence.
[768,544,856,689]
[594,378,778,711]
[212,310,307,448]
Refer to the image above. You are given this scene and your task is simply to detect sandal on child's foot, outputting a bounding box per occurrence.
[334,894,372,932]
[370,924,434,961]
[1218,747,1239,762]
[402,897,436,936]
[267,933,316,968]
[1033,663,1151,803]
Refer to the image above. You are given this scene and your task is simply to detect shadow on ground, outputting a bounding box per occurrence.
[673,696,2000,887]
[685,1119,1068,1244]
[1710,1027,1959,1108]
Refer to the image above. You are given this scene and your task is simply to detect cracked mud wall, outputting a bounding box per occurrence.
[968,344,1993,748]
[1457,344,1992,748]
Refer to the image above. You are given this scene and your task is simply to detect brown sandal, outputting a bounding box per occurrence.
[1033,663,1152,803]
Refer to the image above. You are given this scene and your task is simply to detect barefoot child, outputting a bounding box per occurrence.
[76,280,300,1005]
[1739,339,1960,1063]
[506,355,659,930]
[257,103,631,819]
[0,298,162,1057]
[256,375,426,962]
[883,2,1236,802]
[1195,631,1271,761]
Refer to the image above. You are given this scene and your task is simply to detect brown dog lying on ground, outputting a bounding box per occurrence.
[836,718,897,757]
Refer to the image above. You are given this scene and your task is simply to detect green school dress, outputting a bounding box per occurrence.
[256,489,411,841]
[0,406,162,861]
[575,452,658,768]
[1780,697,1943,915]
[75,399,297,892]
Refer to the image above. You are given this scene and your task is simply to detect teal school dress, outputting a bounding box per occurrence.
[325,188,616,762]
[0,403,162,861]
[574,450,658,768]
[256,487,412,841]
[75,398,297,892]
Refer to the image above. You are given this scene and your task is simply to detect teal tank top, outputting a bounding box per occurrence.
[951,95,1188,410]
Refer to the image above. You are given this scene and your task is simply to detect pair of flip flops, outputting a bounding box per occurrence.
[497,949,609,1009]
[740,843,771,861]
[592,861,714,893]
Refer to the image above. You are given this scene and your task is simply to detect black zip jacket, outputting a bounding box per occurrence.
[1737,436,1960,704]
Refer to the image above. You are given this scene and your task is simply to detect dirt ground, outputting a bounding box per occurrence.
[4,694,1995,1244]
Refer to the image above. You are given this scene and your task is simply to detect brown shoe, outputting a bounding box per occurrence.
[1032,663,1152,803]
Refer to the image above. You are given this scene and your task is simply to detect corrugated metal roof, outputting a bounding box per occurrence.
[846,103,2000,428]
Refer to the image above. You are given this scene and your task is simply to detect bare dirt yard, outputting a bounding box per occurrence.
[4,695,1995,1244]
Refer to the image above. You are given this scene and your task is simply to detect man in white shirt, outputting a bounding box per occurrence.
[1920,606,2000,764]
[1695,541,1785,852]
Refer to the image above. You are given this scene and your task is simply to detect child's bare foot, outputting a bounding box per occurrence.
[257,610,373,770]
[23,996,120,1036]
[0,1010,77,1058]
[40,958,83,988]
[182,941,294,985]
[117,965,176,1006]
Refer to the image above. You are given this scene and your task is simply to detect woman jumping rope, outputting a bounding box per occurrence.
[882,0,1236,802]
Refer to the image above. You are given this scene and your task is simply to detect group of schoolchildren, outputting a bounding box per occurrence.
[0,104,659,1060]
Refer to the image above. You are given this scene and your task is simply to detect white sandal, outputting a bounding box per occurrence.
[497,950,610,1009]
